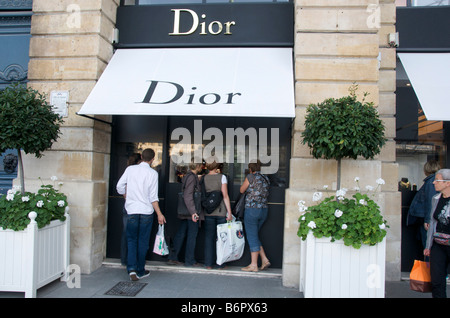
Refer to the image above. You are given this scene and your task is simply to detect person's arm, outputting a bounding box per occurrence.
[240,177,250,194]
[183,174,198,216]
[149,171,165,224]
[116,169,128,195]
[221,176,232,221]
[152,201,166,225]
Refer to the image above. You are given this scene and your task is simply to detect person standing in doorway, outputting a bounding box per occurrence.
[203,156,233,269]
[240,160,271,272]
[424,169,450,297]
[121,153,142,266]
[168,159,203,267]
[117,148,166,281]
[408,160,440,250]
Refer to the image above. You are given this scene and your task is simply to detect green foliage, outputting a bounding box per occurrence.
[0,183,67,231]
[301,86,386,160]
[0,83,63,158]
[297,181,388,249]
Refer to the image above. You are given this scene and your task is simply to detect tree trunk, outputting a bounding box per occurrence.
[17,149,25,194]
[337,158,341,191]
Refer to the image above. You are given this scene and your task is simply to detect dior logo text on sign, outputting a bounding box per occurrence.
[169,9,236,36]
[140,80,242,105]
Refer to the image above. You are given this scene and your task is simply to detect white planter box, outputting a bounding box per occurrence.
[299,233,385,298]
[0,208,70,298]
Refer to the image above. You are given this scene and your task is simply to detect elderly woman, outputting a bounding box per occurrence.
[424,168,450,298]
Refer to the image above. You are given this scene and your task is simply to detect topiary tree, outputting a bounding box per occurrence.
[301,85,386,190]
[0,83,64,194]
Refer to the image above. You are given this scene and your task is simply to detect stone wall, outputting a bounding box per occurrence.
[283,0,399,287]
[26,0,119,274]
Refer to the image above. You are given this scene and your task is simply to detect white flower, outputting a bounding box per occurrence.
[334,209,343,218]
[365,185,374,191]
[298,200,307,212]
[58,182,64,186]
[341,224,348,230]
[57,200,65,207]
[50,176,58,181]
[336,188,347,200]
[359,199,367,205]
[323,185,329,190]
[301,216,305,221]
[36,200,44,208]
[21,196,30,202]
[379,223,386,230]
[354,177,360,182]
[6,193,14,201]
[312,192,323,202]
[307,221,316,229]
[376,178,385,185]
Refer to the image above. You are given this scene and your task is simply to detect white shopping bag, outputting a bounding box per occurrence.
[216,221,245,265]
[153,224,169,256]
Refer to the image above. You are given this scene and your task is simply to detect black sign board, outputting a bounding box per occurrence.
[116,3,294,48]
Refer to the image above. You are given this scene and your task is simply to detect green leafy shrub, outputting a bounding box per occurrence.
[301,86,386,161]
[0,83,64,193]
[0,180,67,231]
[297,178,388,249]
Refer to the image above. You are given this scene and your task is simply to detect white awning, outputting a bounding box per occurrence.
[398,53,450,121]
[78,48,295,118]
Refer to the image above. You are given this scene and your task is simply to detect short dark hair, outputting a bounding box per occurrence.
[248,159,261,172]
[142,148,155,162]
[205,156,221,171]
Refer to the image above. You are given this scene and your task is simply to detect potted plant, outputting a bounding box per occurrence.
[0,83,63,194]
[0,84,69,298]
[297,178,388,249]
[301,85,386,190]
[297,86,388,298]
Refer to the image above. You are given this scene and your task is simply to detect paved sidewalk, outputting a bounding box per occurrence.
[0,261,446,299]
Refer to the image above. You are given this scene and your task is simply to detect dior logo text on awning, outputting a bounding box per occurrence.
[140,80,242,105]
[169,9,236,36]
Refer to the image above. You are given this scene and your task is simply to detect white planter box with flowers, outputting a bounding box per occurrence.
[297,179,388,298]
[300,233,386,298]
[0,183,70,298]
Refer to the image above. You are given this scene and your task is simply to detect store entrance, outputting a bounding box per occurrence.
[106,116,291,269]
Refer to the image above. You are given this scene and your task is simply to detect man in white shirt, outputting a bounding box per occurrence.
[116,148,166,281]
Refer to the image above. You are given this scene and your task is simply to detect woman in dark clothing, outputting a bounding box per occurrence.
[408,160,440,249]
[424,169,450,298]
[168,160,203,267]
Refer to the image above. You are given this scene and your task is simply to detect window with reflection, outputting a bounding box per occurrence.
[167,118,290,187]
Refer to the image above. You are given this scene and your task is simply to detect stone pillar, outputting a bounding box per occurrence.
[283,0,399,288]
[26,0,119,274]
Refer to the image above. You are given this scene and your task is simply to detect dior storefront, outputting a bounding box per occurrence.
[2,0,400,289]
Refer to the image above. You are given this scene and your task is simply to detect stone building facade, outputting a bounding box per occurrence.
[23,0,399,286]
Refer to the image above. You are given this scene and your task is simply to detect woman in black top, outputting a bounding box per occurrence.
[424,169,450,298]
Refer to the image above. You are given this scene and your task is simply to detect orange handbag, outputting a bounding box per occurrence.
[410,260,432,293]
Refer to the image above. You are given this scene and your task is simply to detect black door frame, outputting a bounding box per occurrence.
[106,115,291,268]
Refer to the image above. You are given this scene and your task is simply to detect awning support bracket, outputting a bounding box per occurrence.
[76,113,113,126]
